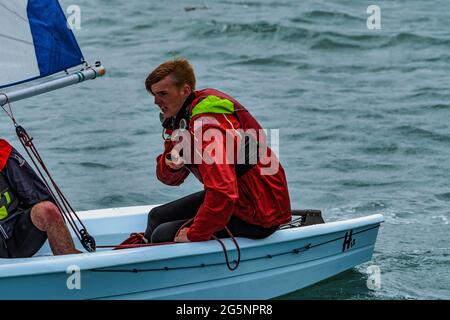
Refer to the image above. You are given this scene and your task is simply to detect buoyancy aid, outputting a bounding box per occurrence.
[0,140,19,222]
[191,88,264,133]
[162,88,264,176]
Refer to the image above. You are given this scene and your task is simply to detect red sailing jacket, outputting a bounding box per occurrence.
[0,139,12,172]
[156,89,292,241]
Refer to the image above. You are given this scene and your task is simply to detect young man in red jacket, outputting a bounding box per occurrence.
[0,139,80,257]
[144,58,291,243]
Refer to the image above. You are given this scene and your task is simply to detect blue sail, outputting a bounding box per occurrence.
[0,0,84,88]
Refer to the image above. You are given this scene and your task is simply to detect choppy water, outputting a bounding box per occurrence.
[1,0,449,299]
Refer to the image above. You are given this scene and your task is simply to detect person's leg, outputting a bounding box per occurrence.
[30,201,80,255]
[215,216,278,239]
[151,215,278,244]
[150,219,190,243]
[4,209,47,258]
[145,191,205,241]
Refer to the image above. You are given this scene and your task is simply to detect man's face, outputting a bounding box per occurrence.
[151,75,190,119]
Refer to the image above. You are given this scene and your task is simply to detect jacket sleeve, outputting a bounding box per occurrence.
[156,139,190,186]
[5,148,54,207]
[186,122,239,241]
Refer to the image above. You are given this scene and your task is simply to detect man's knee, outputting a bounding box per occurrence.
[31,201,62,227]
[148,206,164,228]
[151,223,174,243]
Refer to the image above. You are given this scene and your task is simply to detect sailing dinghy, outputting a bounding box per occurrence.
[0,0,384,299]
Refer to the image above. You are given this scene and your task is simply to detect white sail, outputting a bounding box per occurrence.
[0,0,41,87]
[0,0,104,105]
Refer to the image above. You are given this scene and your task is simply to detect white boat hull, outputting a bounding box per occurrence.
[0,205,384,299]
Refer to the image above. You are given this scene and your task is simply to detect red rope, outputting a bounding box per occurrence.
[97,241,176,250]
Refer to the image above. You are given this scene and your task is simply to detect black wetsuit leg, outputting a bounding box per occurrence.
[146,190,277,243]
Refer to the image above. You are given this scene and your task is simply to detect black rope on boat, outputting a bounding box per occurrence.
[90,243,312,273]
[1,101,96,252]
[90,224,380,274]
[174,218,242,271]
[212,227,241,271]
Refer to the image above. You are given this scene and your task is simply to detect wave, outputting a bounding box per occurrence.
[424,104,450,110]
[310,37,362,50]
[289,9,366,26]
[411,54,450,63]
[405,86,450,100]
[50,141,133,153]
[395,125,450,143]
[203,21,299,41]
[324,159,400,172]
[435,192,450,201]
[132,23,156,31]
[194,18,450,53]
[308,30,450,51]
[78,162,113,169]
[401,146,437,156]
[227,56,296,67]
[97,194,127,207]
[198,21,285,37]
[84,17,117,27]
[288,17,313,24]
[132,128,151,136]
[97,193,150,208]
[358,144,399,155]
[381,32,450,48]
[220,1,291,8]
[301,10,365,23]
[193,21,387,50]
[338,179,407,188]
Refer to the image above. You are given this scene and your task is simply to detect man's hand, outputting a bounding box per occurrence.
[174,227,191,242]
[165,149,185,170]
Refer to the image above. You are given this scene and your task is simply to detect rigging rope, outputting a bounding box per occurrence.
[1,96,96,252]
